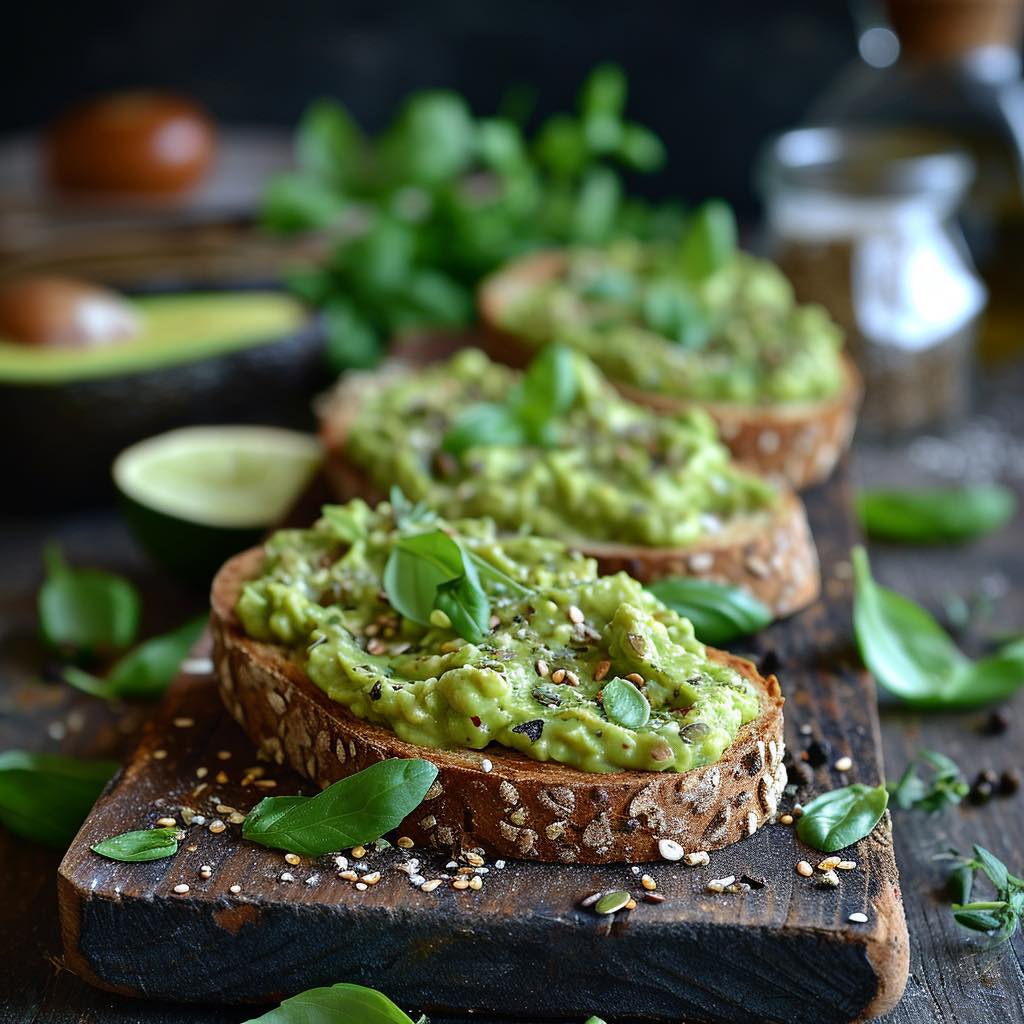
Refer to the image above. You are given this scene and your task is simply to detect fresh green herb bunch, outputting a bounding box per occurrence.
[888,750,969,813]
[944,845,1024,946]
[262,65,682,370]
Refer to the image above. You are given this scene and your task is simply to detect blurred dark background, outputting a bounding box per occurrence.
[3,0,861,217]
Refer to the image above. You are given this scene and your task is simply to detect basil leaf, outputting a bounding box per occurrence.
[796,783,889,853]
[242,982,418,1024]
[947,864,974,905]
[601,677,651,729]
[296,99,363,187]
[91,826,179,863]
[646,578,772,645]
[516,344,578,426]
[434,574,489,644]
[580,63,626,121]
[973,845,1010,892]
[243,758,438,856]
[389,487,436,531]
[0,751,117,848]
[679,199,736,280]
[856,486,1016,544]
[463,550,532,597]
[641,281,710,349]
[442,402,526,456]
[953,907,1006,933]
[64,616,206,701]
[38,545,141,657]
[853,546,1024,708]
[383,531,465,626]
[322,502,372,543]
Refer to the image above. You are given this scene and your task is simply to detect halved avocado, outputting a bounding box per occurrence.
[0,290,328,509]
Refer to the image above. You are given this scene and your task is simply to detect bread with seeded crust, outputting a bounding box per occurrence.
[318,339,821,619]
[476,250,862,490]
[211,546,787,865]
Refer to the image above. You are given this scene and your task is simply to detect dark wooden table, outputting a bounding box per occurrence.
[3,373,1023,1023]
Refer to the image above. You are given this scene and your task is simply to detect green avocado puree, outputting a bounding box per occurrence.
[236,501,761,774]
[498,242,845,404]
[344,348,775,548]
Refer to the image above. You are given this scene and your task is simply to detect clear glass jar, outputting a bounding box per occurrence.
[758,127,987,436]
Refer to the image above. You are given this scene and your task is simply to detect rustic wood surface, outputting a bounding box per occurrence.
[3,394,1023,1022]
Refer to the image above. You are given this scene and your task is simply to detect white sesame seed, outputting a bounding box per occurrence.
[305,874,320,886]
[199,865,212,879]
[568,605,585,624]
[408,874,426,886]
[229,884,241,894]
[684,851,710,866]
[155,817,177,827]
[468,875,483,890]
[172,717,194,728]
[837,860,857,871]
[182,657,214,675]
[465,852,485,867]
[818,856,842,872]
[279,872,295,882]
[848,912,869,923]
[658,839,685,862]
[494,860,506,869]
[481,758,493,773]
[397,836,415,849]
[173,883,190,894]
[355,882,368,891]
[796,861,813,877]
[835,756,853,772]
[284,853,301,866]
[361,871,381,885]
[152,749,167,760]
[208,820,226,834]
[420,879,442,892]
[707,875,735,893]
[334,856,349,870]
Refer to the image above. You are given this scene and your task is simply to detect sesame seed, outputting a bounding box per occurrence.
[253,779,277,789]
[779,813,794,826]
[195,767,208,779]
[465,852,485,867]
[334,856,349,870]
[683,851,710,866]
[835,756,853,772]
[452,878,470,890]
[408,874,426,886]
[305,874,320,886]
[625,672,644,686]
[468,876,483,890]
[215,804,236,815]
[227,812,246,825]
[792,804,804,817]
[818,856,842,872]
[217,750,232,760]
[494,860,506,869]
[397,836,415,849]
[229,884,241,894]
[155,816,177,827]
[172,718,194,728]
[481,758,493,773]
[208,820,226,834]
[420,879,442,893]
[837,860,857,871]
[351,845,367,858]
[796,861,813,877]
[279,872,295,882]
[568,605,584,624]
[550,668,566,684]
[594,660,611,682]
[644,891,666,904]
[362,871,381,885]
[580,891,603,908]
[564,670,579,686]
[624,898,637,910]
[658,839,685,862]
[215,771,229,785]
[284,853,301,866]
[173,883,190,894]
[641,875,657,891]
[819,870,840,888]
[191,814,207,825]
[707,876,735,893]
[848,912,869,923]
[199,865,212,879]
[535,659,549,677]
[339,870,358,881]
[355,882,368,891]
[152,749,167,760]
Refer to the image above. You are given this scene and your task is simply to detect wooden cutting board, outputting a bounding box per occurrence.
[57,471,909,1024]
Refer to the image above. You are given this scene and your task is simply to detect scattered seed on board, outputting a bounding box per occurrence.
[551,668,567,684]
[355,882,368,891]
[644,892,666,904]
[837,860,857,871]
[452,878,470,890]
[155,816,177,827]
[580,891,602,908]
[421,879,442,893]
[465,852,485,867]
[481,758,493,773]
[195,767,208,779]
[779,813,794,826]
[217,750,232,761]
[397,836,415,849]
[339,870,358,882]
[173,883,190,894]
[819,870,840,888]
[684,851,710,866]
[835,756,853,772]
[284,853,301,866]
[594,660,611,682]
[173,718,194,728]
[818,856,842,872]
[362,872,382,885]
[199,865,212,879]
[624,898,637,910]
[641,875,657,891]
[216,804,236,815]
[594,890,631,915]
[229,884,241,894]
[228,812,246,825]
[535,660,549,678]
[796,861,813,877]
[848,912,869,923]
[351,845,367,858]
[469,876,483,890]
[707,875,736,893]
[568,605,585,624]
[279,872,295,883]
[658,839,685,862]
[208,820,226,834]
[152,749,167,760]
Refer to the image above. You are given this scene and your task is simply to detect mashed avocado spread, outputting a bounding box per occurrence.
[498,242,845,404]
[344,348,775,548]
[237,501,761,774]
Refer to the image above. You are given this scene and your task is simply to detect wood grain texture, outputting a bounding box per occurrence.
[54,471,908,1022]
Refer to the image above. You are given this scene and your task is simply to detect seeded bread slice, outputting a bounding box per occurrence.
[318,347,821,618]
[211,546,787,865]
[477,250,862,490]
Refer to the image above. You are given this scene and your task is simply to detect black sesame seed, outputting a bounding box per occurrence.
[999,769,1021,796]
[804,739,832,768]
[512,719,544,743]
[759,650,780,676]
[369,682,382,701]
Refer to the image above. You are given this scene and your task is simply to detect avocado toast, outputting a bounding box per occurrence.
[319,343,820,618]
[478,247,861,489]
[211,500,786,863]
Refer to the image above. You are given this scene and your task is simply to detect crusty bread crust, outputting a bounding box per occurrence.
[476,249,862,490]
[318,344,821,618]
[211,547,787,865]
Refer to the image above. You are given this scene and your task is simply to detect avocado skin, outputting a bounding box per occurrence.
[2,316,328,510]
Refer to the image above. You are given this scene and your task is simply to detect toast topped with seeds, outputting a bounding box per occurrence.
[210,502,787,864]
[318,339,820,619]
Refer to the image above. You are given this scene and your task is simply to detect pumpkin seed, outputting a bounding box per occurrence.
[594,889,632,915]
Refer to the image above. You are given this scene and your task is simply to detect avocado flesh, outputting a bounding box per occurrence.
[0,292,307,383]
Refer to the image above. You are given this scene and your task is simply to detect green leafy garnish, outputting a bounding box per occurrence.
[856,486,1016,543]
[888,750,969,813]
[0,751,117,848]
[852,546,1024,708]
[262,66,679,370]
[442,345,578,456]
[63,616,206,701]
[601,677,651,729]
[38,545,140,658]
[679,199,737,280]
[389,487,437,531]
[242,758,438,856]
[641,280,711,349]
[241,982,423,1024]
[946,845,1024,946]
[795,783,889,853]
[91,826,180,863]
[646,578,772,645]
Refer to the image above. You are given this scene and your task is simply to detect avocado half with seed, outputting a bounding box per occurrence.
[0,287,328,508]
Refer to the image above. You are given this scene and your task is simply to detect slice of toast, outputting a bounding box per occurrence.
[477,250,862,490]
[318,341,821,619]
[211,547,787,865]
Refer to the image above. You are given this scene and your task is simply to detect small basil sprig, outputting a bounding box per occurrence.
[646,578,772,646]
[852,546,1024,708]
[0,751,117,848]
[64,616,206,701]
[945,845,1024,946]
[795,783,889,853]
[888,750,968,813]
[641,281,711,349]
[441,345,578,457]
[856,486,1016,543]
[241,982,425,1024]
[243,758,438,856]
[389,486,436,531]
[679,199,736,280]
[601,677,650,729]
[91,826,180,863]
[38,545,141,658]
